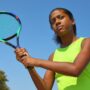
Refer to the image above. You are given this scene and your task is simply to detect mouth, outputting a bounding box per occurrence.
[56,25,63,31]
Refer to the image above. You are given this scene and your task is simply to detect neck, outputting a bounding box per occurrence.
[60,32,78,48]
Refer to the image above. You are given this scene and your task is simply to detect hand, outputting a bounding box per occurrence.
[15,48,35,68]
[15,48,29,60]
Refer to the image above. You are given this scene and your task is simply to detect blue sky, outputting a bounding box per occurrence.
[0,0,90,90]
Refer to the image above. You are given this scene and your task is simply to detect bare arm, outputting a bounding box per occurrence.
[15,49,55,90]
[27,54,55,90]
[15,38,90,77]
[30,38,90,76]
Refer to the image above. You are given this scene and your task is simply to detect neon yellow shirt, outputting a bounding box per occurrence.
[53,37,90,90]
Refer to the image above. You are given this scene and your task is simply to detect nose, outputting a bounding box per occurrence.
[55,18,61,26]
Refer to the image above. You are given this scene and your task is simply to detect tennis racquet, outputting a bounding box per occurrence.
[0,11,22,49]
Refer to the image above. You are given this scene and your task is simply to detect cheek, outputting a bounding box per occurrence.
[52,25,56,31]
[63,20,72,29]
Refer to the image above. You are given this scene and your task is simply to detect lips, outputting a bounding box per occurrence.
[56,25,63,31]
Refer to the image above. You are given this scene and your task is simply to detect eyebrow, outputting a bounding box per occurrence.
[51,14,64,20]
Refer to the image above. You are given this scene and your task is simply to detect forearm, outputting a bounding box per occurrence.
[33,58,79,76]
[27,67,48,90]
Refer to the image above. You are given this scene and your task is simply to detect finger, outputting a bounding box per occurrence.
[15,48,26,53]
[15,50,26,56]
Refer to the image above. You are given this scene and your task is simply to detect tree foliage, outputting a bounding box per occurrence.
[0,70,10,90]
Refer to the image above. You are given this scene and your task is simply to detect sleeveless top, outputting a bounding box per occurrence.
[53,37,90,90]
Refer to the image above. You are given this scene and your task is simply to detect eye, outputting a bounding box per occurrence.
[50,18,56,25]
[50,15,65,25]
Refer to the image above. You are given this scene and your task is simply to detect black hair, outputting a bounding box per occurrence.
[49,7,77,44]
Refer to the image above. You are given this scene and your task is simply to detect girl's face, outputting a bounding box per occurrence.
[50,10,75,37]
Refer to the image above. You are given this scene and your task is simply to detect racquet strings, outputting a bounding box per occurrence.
[0,14,20,39]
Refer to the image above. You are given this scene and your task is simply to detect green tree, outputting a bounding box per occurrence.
[0,70,10,90]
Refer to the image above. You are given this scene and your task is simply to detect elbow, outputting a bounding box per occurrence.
[71,68,82,77]
[72,71,81,77]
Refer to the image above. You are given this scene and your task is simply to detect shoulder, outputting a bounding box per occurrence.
[81,37,90,49]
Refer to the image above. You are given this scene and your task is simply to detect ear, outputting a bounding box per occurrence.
[72,20,75,25]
